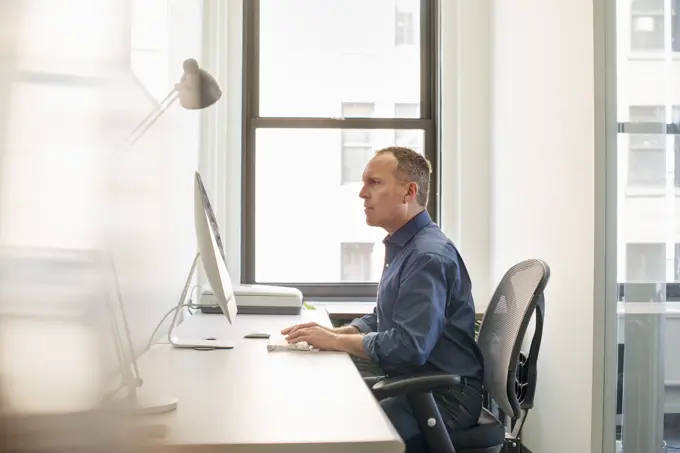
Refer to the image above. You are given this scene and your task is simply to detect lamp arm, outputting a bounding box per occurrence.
[123,89,179,150]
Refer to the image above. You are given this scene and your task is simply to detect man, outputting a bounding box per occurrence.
[282,146,484,447]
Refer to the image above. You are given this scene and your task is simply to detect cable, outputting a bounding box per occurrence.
[145,305,183,352]
[144,292,223,351]
[144,285,202,350]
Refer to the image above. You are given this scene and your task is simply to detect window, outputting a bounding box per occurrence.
[394,103,421,153]
[243,0,437,298]
[395,0,417,46]
[673,107,680,187]
[341,103,375,184]
[614,0,680,448]
[630,0,680,52]
[627,106,666,187]
[626,243,666,281]
[630,0,664,51]
[341,243,374,281]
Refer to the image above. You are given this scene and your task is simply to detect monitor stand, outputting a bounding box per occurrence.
[167,252,236,349]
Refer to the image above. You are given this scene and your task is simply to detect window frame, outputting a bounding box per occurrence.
[241,0,440,300]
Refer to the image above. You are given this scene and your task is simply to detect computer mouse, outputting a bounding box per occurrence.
[244,332,270,339]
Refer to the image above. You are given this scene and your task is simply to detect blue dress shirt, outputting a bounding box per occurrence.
[350,210,484,381]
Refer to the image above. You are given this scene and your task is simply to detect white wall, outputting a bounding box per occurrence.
[490,1,602,453]
[439,0,492,309]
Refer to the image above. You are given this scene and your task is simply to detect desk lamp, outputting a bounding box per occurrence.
[105,59,221,415]
[123,58,222,149]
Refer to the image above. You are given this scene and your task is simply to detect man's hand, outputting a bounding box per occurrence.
[280,321,330,336]
[281,321,360,336]
[285,326,340,351]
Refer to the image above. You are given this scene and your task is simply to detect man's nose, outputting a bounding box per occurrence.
[359,185,368,198]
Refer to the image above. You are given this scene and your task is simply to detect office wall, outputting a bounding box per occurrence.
[490,1,602,453]
[439,0,492,310]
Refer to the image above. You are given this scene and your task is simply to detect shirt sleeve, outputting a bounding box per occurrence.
[362,252,451,368]
[350,306,377,333]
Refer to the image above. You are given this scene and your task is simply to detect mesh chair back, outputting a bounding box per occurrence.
[477,259,550,418]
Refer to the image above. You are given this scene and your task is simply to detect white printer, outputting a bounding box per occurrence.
[200,284,303,315]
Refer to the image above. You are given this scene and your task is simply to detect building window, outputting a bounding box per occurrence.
[394,103,422,154]
[341,103,375,184]
[243,0,435,298]
[631,0,664,51]
[341,243,374,281]
[626,243,666,282]
[630,0,680,52]
[395,10,416,46]
[627,106,666,187]
[674,1,680,51]
[673,106,680,187]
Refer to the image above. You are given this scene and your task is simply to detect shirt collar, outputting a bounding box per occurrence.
[383,210,433,248]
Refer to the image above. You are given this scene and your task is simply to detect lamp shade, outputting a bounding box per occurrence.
[175,59,222,110]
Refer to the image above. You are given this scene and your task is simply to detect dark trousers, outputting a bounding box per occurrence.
[353,356,482,444]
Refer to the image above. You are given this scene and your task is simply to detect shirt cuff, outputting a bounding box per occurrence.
[350,318,373,334]
[362,332,380,364]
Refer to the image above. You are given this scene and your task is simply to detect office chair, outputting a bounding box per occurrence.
[368,259,550,453]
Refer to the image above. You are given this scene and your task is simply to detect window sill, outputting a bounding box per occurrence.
[306,301,487,319]
[307,301,376,319]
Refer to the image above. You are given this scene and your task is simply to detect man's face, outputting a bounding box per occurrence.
[359,153,411,231]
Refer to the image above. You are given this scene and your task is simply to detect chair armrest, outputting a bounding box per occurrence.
[363,376,385,389]
[371,373,462,399]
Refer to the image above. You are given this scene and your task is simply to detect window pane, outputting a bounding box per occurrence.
[626,243,666,281]
[631,14,664,51]
[254,128,425,283]
[627,106,666,187]
[395,102,419,118]
[631,0,663,12]
[614,1,678,451]
[630,106,665,122]
[341,242,375,281]
[342,145,374,184]
[673,4,680,51]
[628,149,665,185]
[342,102,375,118]
[258,0,421,118]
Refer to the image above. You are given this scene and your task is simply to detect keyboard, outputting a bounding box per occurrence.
[267,335,317,352]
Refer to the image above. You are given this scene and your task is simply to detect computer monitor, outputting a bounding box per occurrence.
[167,171,237,349]
[193,171,237,325]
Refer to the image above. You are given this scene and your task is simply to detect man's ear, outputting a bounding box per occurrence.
[403,182,418,202]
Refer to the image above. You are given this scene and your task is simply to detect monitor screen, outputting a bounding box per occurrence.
[194,172,237,324]
[194,172,226,264]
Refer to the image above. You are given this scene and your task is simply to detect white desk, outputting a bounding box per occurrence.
[137,310,404,453]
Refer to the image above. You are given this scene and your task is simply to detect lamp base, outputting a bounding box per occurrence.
[107,388,178,415]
